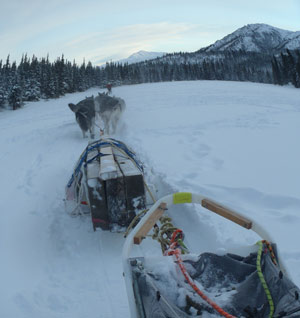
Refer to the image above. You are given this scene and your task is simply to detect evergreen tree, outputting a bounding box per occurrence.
[9,83,23,110]
[271,57,282,85]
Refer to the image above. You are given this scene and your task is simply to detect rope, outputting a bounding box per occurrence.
[151,215,237,317]
[152,216,187,254]
[151,216,282,318]
[143,180,156,204]
[99,138,157,206]
[173,248,237,318]
[67,137,144,189]
[256,240,275,318]
[261,240,277,266]
[67,137,157,236]
[124,209,148,238]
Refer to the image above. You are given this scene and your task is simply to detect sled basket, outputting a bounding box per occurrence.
[66,138,146,231]
[122,193,300,318]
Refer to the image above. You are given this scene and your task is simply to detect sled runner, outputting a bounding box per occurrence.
[65,138,147,231]
[123,192,300,318]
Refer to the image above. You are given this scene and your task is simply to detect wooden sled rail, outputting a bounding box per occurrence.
[133,203,167,244]
[201,198,252,230]
[133,193,252,245]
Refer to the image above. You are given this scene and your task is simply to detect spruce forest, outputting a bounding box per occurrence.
[0,49,299,110]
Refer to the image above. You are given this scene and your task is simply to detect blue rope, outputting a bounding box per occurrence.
[85,152,108,166]
[67,138,143,188]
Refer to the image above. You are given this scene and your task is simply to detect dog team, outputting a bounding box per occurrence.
[68,91,126,138]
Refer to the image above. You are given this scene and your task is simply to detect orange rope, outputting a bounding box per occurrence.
[161,223,237,317]
[171,248,237,318]
[170,229,183,243]
[261,240,277,266]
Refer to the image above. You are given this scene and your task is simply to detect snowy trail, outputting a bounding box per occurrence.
[1,80,300,317]
[0,92,132,317]
[96,231,130,317]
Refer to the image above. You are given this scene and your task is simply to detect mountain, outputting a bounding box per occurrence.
[132,23,300,85]
[200,23,300,54]
[117,50,167,64]
[149,24,300,65]
[108,24,299,68]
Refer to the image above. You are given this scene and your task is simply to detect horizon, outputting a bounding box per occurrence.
[2,22,299,67]
[1,0,299,66]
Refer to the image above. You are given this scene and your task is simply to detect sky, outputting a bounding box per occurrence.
[0,0,300,66]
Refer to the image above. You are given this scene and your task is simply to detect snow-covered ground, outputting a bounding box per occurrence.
[0,80,300,317]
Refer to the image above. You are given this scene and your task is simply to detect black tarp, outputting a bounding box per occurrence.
[130,245,300,318]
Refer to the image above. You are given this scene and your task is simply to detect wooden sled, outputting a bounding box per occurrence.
[65,138,146,231]
[122,193,299,318]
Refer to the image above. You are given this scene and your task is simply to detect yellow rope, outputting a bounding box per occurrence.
[124,209,148,238]
[106,139,157,205]
[256,240,275,318]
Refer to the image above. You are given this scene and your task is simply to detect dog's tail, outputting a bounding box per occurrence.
[68,103,79,113]
[118,99,126,112]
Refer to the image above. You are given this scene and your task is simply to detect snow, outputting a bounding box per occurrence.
[203,23,300,52]
[1,80,300,317]
[116,50,167,64]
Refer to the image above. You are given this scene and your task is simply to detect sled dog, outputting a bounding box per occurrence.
[68,96,95,138]
[94,93,126,134]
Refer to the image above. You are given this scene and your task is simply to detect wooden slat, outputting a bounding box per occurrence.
[87,163,100,179]
[86,147,100,179]
[113,148,142,177]
[100,146,117,180]
[201,199,252,229]
[134,203,167,245]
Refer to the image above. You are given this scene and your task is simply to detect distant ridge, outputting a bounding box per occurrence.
[116,50,167,64]
[200,23,300,54]
[107,24,299,67]
[114,24,300,68]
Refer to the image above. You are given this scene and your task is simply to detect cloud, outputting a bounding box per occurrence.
[61,22,204,64]
[0,20,232,65]
[0,0,91,61]
[2,0,298,64]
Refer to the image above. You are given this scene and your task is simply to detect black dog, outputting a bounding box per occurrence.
[68,96,95,138]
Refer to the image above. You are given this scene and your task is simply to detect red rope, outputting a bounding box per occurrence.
[261,240,277,265]
[172,248,237,318]
[170,229,183,243]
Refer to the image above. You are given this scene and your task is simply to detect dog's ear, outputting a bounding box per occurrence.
[68,103,77,112]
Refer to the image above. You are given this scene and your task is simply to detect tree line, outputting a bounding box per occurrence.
[0,50,299,110]
[272,49,300,87]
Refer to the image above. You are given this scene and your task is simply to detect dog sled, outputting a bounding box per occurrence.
[123,192,300,318]
[65,138,149,231]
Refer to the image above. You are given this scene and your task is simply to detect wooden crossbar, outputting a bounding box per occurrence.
[133,203,167,245]
[201,198,252,229]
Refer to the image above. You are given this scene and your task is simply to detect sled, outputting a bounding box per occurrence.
[65,138,147,231]
[123,192,300,318]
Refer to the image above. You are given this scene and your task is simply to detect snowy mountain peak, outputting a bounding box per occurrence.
[117,50,167,64]
[202,23,300,53]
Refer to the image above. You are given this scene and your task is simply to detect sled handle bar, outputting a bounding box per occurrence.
[122,192,281,318]
[122,192,276,318]
[123,192,274,251]
[133,192,255,244]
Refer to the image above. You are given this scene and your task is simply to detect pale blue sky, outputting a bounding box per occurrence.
[0,0,299,65]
